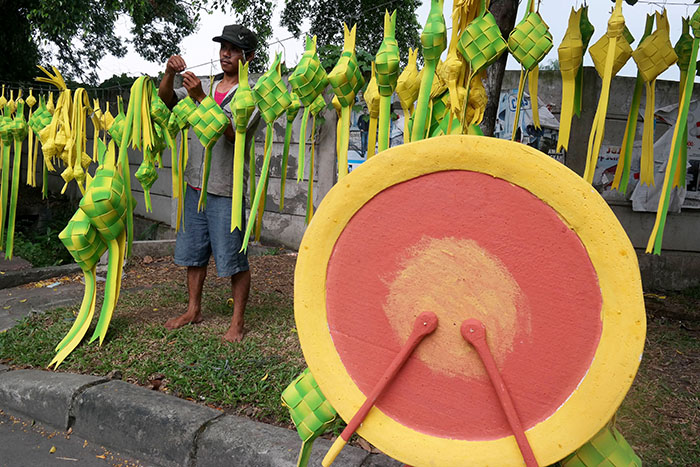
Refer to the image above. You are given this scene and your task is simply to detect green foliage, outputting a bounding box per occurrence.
[539,58,559,71]
[1,0,274,84]
[0,285,305,423]
[281,0,422,71]
[318,44,374,76]
[12,227,74,267]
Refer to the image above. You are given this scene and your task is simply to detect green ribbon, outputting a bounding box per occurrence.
[646,7,700,255]
[411,0,446,142]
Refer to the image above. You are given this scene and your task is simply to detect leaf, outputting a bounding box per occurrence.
[260,372,269,381]
[49,446,56,454]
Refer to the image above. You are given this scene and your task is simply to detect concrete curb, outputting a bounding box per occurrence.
[0,263,82,290]
[0,368,400,467]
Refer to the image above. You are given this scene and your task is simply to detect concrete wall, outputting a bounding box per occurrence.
[24,70,700,290]
[504,68,700,290]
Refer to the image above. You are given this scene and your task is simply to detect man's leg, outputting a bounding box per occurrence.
[165,265,207,330]
[223,269,250,342]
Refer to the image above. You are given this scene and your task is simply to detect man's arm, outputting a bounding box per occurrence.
[159,55,187,109]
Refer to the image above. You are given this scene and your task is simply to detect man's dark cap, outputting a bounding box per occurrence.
[212,24,258,53]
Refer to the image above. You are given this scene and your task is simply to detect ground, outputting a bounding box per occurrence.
[1,252,698,463]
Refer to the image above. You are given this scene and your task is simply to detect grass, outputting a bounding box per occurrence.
[0,275,698,463]
[0,283,305,425]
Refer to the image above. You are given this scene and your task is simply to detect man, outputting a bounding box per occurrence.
[158,24,260,342]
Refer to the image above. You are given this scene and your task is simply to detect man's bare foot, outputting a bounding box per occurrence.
[165,312,203,330]
[222,327,245,343]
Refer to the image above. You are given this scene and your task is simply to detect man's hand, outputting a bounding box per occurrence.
[182,71,206,103]
[165,55,186,75]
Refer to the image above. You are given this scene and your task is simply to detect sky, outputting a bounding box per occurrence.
[96,0,697,83]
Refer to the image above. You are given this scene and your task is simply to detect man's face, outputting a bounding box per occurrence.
[219,42,245,74]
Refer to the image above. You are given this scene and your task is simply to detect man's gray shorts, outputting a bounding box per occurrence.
[174,185,249,277]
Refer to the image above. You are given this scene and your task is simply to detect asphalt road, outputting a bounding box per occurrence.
[0,409,150,467]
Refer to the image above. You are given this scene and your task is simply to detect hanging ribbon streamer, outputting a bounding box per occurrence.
[79,134,128,346]
[574,6,595,118]
[328,23,365,177]
[646,7,700,255]
[375,10,400,153]
[583,0,632,184]
[289,36,328,183]
[633,10,677,187]
[557,8,584,152]
[0,116,12,253]
[612,15,655,193]
[506,0,553,141]
[5,96,28,259]
[673,16,694,189]
[396,48,420,144]
[363,64,380,158]
[306,93,326,224]
[168,96,196,231]
[243,53,292,251]
[411,0,447,142]
[280,92,301,212]
[50,140,111,368]
[228,60,257,232]
[25,89,37,186]
[187,94,229,211]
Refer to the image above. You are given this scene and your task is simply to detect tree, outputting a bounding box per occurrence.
[280,0,422,70]
[0,0,273,84]
[483,0,519,137]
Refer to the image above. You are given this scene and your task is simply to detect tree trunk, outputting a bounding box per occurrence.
[482,0,519,136]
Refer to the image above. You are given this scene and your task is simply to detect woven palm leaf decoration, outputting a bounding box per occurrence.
[583,0,633,184]
[328,23,365,179]
[4,97,29,259]
[411,0,447,142]
[169,96,197,231]
[363,63,380,158]
[150,90,174,184]
[633,10,677,187]
[0,86,6,111]
[90,98,103,164]
[456,0,507,133]
[289,36,328,183]
[281,368,338,467]
[561,418,641,467]
[244,53,292,251]
[647,6,700,255]
[67,88,94,194]
[375,10,400,153]
[115,76,159,257]
[557,8,584,152]
[507,0,553,141]
[28,95,52,197]
[35,66,71,176]
[305,93,326,224]
[50,142,110,368]
[79,138,128,346]
[230,60,257,231]
[134,148,158,212]
[396,48,421,143]
[572,6,595,118]
[108,96,126,149]
[611,14,654,193]
[187,95,229,211]
[280,92,301,212]
[24,89,38,187]
[6,91,16,116]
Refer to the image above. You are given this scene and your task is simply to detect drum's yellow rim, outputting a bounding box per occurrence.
[294,135,645,466]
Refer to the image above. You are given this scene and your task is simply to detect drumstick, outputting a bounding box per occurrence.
[322,311,438,466]
[461,318,539,467]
